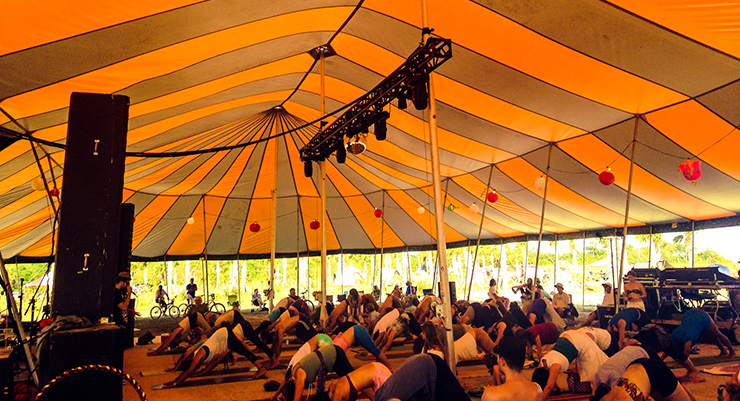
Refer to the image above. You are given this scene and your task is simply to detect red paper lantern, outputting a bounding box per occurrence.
[49,188,60,197]
[309,220,320,230]
[678,160,702,182]
[598,170,615,186]
[249,222,261,232]
[374,208,383,218]
[487,191,498,203]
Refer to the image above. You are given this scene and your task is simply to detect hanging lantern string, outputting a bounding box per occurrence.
[696,122,740,158]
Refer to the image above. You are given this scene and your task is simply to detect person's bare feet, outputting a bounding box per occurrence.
[147,351,158,356]
[266,357,280,369]
[253,367,267,379]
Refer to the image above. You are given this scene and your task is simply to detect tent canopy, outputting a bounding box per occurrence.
[1,1,740,261]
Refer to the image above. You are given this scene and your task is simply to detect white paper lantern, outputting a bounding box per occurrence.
[31,177,45,191]
[187,217,195,225]
[469,203,480,214]
[534,176,547,191]
[417,206,425,214]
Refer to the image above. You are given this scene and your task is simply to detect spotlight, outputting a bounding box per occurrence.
[304,161,313,177]
[336,143,346,163]
[397,97,407,110]
[346,139,366,155]
[409,74,429,110]
[371,111,390,141]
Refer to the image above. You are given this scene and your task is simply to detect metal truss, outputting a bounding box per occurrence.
[299,37,452,163]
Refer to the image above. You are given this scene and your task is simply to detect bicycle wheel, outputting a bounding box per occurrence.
[178,303,189,316]
[305,299,315,311]
[168,305,181,319]
[210,302,226,314]
[150,306,163,319]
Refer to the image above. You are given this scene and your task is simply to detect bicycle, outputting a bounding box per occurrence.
[300,289,315,312]
[150,299,180,319]
[206,293,226,314]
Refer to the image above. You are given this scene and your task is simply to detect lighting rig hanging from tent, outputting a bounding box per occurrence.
[299,37,452,176]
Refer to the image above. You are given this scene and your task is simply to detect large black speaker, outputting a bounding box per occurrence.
[52,92,129,321]
[42,325,122,401]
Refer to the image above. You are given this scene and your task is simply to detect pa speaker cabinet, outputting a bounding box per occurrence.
[52,92,129,321]
[43,325,122,401]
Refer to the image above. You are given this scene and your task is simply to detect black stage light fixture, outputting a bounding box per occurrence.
[409,74,429,110]
[304,160,313,177]
[372,111,390,141]
[336,142,346,163]
[397,96,407,110]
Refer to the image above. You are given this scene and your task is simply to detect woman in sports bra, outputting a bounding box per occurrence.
[623,270,646,311]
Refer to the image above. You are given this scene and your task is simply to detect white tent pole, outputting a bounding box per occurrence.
[533,143,553,285]
[296,197,300,297]
[467,164,494,301]
[617,116,640,313]
[202,195,209,301]
[269,122,278,311]
[319,47,328,325]
[380,190,385,293]
[583,232,587,309]
[422,0,455,372]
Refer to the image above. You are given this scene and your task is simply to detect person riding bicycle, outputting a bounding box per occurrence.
[155,285,169,308]
[186,278,197,304]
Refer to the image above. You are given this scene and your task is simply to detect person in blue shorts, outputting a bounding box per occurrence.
[664,308,734,381]
[608,307,650,350]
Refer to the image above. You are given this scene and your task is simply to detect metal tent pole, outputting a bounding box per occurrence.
[380,191,385,293]
[422,0,455,371]
[202,196,209,301]
[617,116,640,313]
[467,165,494,301]
[269,123,279,311]
[319,46,328,326]
[533,144,553,284]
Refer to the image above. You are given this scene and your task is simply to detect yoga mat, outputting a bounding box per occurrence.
[140,370,169,377]
[666,355,740,368]
[151,372,265,390]
[701,365,737,376]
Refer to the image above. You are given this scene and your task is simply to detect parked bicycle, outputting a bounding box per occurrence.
[150,299,180,319]
[300,289,315,312]
[206,293,226,314]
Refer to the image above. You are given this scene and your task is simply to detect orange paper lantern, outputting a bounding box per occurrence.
[598,170,615,186]
[249,222,261,232]
[309,220,320,230]
[374,209,383,218]
[487,191,498,203]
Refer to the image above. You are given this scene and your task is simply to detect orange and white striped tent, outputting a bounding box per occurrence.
[1,1,739,260]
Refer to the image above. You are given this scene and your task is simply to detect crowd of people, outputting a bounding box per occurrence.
[138,273,740,401]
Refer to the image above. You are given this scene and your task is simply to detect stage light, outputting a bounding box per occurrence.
[397,97,407,110]
[373,112,389,141]
[304,161,313,177]
[346,139,366,155]
[409,74,429,110]
[336,142,346,163]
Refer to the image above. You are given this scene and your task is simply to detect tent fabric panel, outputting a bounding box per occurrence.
[433,43,632,134]
[126,54,314,121]
[363,0,687,113]
[487,0,740,96]
[169,196,227,255]
[3,225,55,258]
[646,101,740,181]
[497,157,636,227]
[1,0,202,56]
[0,7,353,116]
[558,133,732,221]
[206,197,250,255]
[126,92,290,148]
[129,194,181,253]
[606,0,740,59]
[127,75,305,133]
[533,146,682,225]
